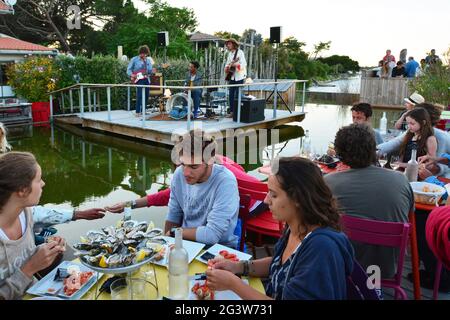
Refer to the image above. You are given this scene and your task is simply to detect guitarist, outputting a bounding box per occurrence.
[224,39,247,119]
[127,45,154,117]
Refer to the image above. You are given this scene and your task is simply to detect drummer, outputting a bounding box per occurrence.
[183,61,203,119]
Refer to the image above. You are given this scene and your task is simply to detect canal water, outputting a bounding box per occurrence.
[6,103,403,245]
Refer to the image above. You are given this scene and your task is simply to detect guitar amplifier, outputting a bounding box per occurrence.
[233,99,265,123]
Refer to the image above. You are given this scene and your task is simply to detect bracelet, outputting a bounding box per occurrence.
[241,260,250,277]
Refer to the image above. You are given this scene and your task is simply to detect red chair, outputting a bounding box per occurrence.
[237,179,284,252]
[341,215,411,300]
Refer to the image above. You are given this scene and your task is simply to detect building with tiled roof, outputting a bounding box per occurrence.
[189,31,225,51]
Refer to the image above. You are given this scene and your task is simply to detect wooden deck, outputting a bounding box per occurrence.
[54,109,306,146]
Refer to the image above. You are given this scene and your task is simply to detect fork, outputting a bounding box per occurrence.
[42,230,52,241]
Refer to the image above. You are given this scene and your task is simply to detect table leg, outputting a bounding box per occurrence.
[409,211,422,300]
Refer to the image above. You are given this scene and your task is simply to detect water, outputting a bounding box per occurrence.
[307,76,361,94]
[6,103,403,244]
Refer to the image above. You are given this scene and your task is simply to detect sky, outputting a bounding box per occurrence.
[134,0,450,67]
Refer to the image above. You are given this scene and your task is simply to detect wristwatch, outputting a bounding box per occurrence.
[125,200,137,209]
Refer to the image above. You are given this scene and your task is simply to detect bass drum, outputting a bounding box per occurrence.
[165,92,194,113]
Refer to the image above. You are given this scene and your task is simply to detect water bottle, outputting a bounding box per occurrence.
[404,147,419,182]
[168,228,189,299]
[302,130,312,157]
[379,112,387,135]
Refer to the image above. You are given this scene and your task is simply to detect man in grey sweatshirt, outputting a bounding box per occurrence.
[165,130,239,249]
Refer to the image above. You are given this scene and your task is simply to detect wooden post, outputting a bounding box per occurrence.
[142,87,146,128]
[127,86,131,111]
[93,90,97,112]
[49,94,53,122]
[80,86,84,116]
[87,87,91,113]
[107,87,111,121]
[69,89,73,113]
[302,82,306,113]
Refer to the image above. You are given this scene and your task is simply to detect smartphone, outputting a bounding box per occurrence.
[200,251,215,262]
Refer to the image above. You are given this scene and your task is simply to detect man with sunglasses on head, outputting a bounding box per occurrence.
[164,130,239,249]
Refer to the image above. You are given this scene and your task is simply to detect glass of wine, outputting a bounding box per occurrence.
[378,153,388,167]
[390,155,401,171]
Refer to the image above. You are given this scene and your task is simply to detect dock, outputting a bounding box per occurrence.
[54,109,306,147]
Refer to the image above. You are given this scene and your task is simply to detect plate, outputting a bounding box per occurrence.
[151,236,205,267]
[195,243,252,265]
[188,279,248,300]
[26,261,104,300]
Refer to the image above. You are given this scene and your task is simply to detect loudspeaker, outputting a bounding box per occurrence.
[270,26,282,44]
[233,99,266,123]
[157,31,169,47]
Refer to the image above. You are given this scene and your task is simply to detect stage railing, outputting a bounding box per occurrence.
[49,80,307,131]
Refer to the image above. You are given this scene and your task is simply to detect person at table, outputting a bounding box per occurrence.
[0,152,66,300]
[127,45,154,117]
[164,130,240,248]
[378,103,449,177]
[324,124,414,280]
[397,107,437,166]
[106,154,268,217]
[394,92,425,131]
[184,61,203,119]
[206,157,354,300]
[351,103,384,145]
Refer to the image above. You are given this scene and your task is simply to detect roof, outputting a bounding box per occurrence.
[0,1,13,14]
[0,33,56,53]
[190,32,223,42]
[243,80,296,93]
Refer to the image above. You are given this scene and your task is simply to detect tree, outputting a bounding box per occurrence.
[214,31,240,40]
[317,55,360,73]
[241,29,263,46]
[311,41,331,60]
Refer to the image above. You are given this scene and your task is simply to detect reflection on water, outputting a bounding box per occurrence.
[6,104,403,243]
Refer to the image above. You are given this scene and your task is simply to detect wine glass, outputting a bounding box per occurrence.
[378,153,388,167]
[390,155,401,171]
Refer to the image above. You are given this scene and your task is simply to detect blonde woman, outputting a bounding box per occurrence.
[0,122,11,153]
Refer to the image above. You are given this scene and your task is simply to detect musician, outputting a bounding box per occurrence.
[224,39,247,118]
[184,61,203,119]
[127,45,154,117]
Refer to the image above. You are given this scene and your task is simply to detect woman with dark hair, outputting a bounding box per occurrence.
[399,107,437,164]
[0,152,66,299]
[206,157,354,300]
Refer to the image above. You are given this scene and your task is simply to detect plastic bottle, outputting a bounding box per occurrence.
[168,228,189,299]
[404,147,419,182]
[379,112,388,135]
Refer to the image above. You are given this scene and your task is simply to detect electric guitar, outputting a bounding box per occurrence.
[130,69,149,84]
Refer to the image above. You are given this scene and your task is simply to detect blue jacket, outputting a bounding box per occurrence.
[127,56,153,77]
[267,227,354,300]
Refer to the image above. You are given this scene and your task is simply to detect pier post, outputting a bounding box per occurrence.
[94,91,97,112]
[69,89,73,113]
[80,86,84,116]
[49,94,53,123]
[87,87,92,113]
[273,82,278,119]
[61,93,65,114]
[127,87,131,111]
[237,86,242,124]
[302,81,306,113]
[142,87,146,128]
[107,87,111,122]
[187,89,192,131]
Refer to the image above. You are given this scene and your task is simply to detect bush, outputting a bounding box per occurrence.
[409,59,450,106]
[6,56,58,102]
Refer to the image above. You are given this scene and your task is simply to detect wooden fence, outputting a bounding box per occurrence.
[360,77,412,106]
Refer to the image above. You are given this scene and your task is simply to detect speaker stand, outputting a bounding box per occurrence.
[265,43,292,113]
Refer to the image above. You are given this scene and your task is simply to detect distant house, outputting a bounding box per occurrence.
[0,33,58,98]
[189,32,225,51]
[0,1,14,15]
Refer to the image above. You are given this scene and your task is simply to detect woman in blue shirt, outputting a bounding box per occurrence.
[206,157,355,300]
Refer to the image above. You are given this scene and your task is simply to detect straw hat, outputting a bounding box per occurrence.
[404,92,425,105]
[225,38,239,48]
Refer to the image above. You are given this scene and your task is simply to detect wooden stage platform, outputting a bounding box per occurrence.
[54,109,306,146]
